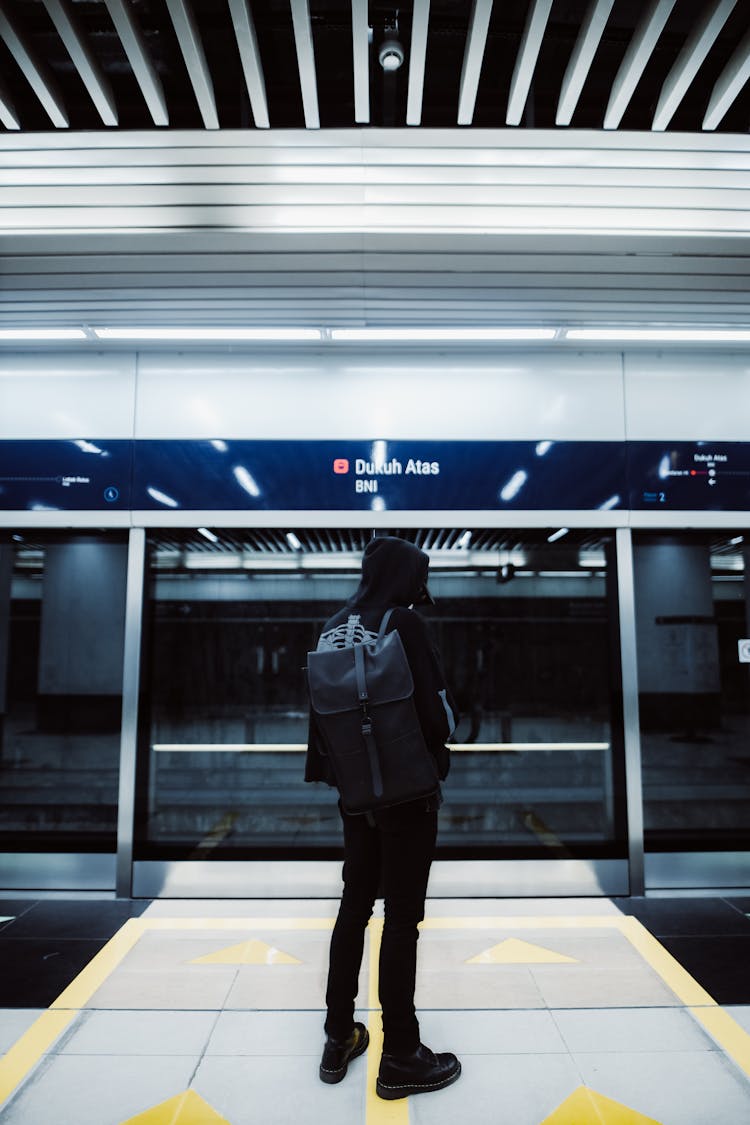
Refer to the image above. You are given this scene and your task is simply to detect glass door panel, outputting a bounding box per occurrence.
[134,529,627,861]
[634,532,750,851]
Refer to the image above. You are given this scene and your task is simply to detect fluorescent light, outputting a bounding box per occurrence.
[598,495,621,511]
[93,327,322,341]
[233,465,261,498]
[499,469,528,502]
[0,328,87,341]
[210,439,228,452]
[566,328,750,342]
[535,441,553,456]
[330,327,556,342]
[72,440,104,455]
[286,531,302,551]
[729,535,744,546]
[457,531,472,549]
[197,527,219,543]
[547,528,569,543]
[146,486,179,508]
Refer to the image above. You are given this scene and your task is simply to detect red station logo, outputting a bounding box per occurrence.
[333,458,349,474]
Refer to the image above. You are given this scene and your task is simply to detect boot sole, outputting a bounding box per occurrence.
[376,1059,461,1100]
[319,1026,370,1084]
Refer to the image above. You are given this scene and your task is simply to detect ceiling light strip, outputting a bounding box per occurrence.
[164,0,219,130]
[92,327,321,341]
[507,0,553,126]
[227,0,269,128]
[406,0,431,126]
[652,0,738,131]
[457,0,494,126]
[42,0,118,126]
[152,741,610,753]
[0,73,20,129]
[604,0,677,130]
[351,0,369,124]
[289,0,320,129]
[330,327,556,341]
[103,0,169,126]
[556,0,615,126]
[0,6,68,127]
[703,25,750,130]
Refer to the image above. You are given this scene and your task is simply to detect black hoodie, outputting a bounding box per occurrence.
[304,536,458,786]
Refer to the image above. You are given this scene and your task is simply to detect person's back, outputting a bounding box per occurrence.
[306,535,462,1100]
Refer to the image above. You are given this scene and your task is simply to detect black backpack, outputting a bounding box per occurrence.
[306,609,440,815]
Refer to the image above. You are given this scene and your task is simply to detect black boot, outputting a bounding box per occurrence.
[319,1022,369,1084]
[376,1042,461,1099]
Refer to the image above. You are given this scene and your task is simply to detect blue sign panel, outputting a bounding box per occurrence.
[628,442,750,511]
[1,438,748,512]
[0,440,133,511]
[132,439,626,512]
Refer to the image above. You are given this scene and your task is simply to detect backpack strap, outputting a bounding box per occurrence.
[377,607,396,640]
[353,643,384,799]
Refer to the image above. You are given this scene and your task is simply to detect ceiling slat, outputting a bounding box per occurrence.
[457,0,494,126]
[164,0,218,129]
[506,0,553,126]
[103,0,169,127]
[0,71,20,129]
[703,25,750,130]
[0,5,68,127]
[652,0,739,131]
[406,0,430,127]
[289,0,320,129]
[351,0,369,124]
[227,0,269,128]
[604,0,677,130]
[556,0,616,127]
[42,0,118,127]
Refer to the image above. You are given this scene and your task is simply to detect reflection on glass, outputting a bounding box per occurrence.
[136,530,626,859]
[0,533,127,850]
[635,532,750,850]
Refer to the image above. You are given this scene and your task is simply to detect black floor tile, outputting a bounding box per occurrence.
[3,899,149,940]
[0,938,109,1007]
[658,935,750,1005]
[0,901,39,932]
[614,896,750,936]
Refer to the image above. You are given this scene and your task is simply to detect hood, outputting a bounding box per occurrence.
[350,535,432,608]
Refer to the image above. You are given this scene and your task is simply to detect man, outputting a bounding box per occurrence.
[305,535,461,1100]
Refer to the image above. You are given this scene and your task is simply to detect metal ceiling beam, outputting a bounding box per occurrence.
[0,71,20,129]
[507,0,553,126]
[457,0,494,126]
[0,3,68,127]
[406,0,430,126]
[227,0,269,128]
[42,0,118,126]
[703,24,750,130]
[290,0,319,129]
[652,0,738,131]
[103,0,168,126]
[165,0,218,129]
[604,0,677,129]
[556,0,615,126]
[351,0,369,124]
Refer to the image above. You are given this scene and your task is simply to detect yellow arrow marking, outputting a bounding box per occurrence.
[189,939,301,965]
[540,1086,663,1124]
[119,1089,231,1125]
[467,938,578,964]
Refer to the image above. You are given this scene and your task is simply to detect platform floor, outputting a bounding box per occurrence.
[0,895,749,1124]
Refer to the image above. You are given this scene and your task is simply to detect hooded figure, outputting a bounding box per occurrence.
[307,535,461,1101]
[305,536,454,785]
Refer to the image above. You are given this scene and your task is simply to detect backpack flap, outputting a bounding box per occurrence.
[307,631,414,715]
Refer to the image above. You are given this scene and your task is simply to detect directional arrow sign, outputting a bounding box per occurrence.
[120,1090,231,1125]
[466,938,578,964]
[190,939,301,965]
[540,1085,662,1124]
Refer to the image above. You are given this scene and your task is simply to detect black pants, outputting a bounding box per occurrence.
[324,799,438,1056]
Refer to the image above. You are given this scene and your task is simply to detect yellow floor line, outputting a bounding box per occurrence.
[617,917,717,1008]
[51,916,146,1010]
[0,1010,75,1108]
[365,918,408,1125]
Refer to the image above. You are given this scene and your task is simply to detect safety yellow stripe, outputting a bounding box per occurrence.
[688,1006,750,1077]
[617,917,717,1007]
[51,917,145,1010]
[0,1010,75,1107]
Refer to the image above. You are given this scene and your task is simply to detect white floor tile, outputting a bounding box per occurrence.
[552,1007,717,1054]
[57,1009,218,1056]
[724,1006,750,1035]
[417,1008,567,1054]
[575,1049,750,1125]
[206,1009,331,1056]
[0,1010,46,1054]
